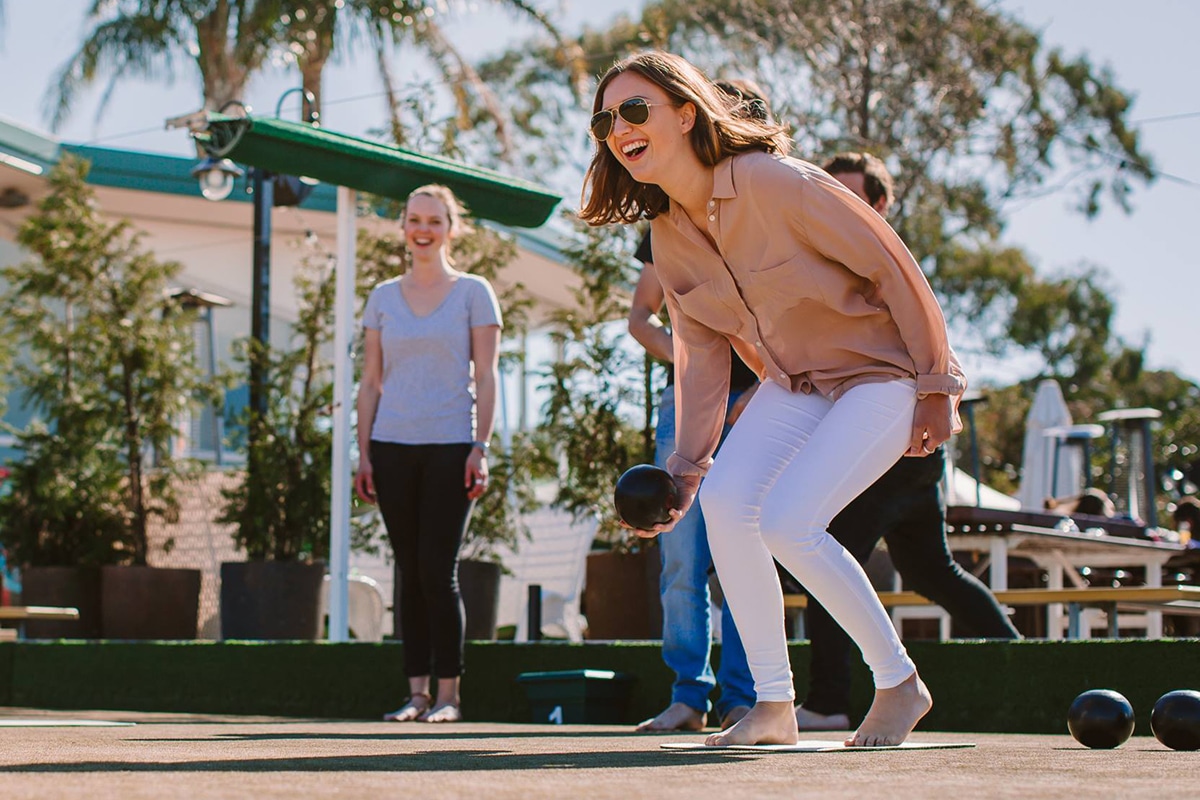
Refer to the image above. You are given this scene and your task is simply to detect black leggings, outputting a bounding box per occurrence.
[801,448,1020,716]
[371,440,475,679]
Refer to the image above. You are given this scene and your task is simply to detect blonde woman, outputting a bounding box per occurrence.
[356,185,501,724]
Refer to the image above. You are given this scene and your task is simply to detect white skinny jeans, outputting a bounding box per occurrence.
[698,378,918,702]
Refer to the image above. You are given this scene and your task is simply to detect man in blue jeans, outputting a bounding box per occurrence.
[628,231,758,731]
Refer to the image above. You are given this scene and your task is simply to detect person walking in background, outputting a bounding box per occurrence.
[582,51,964,747]
[625,79,768,734]
[355,184,502,724]
[793,153,1021,734]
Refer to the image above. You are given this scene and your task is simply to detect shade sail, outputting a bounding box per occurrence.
[196,115,560,228]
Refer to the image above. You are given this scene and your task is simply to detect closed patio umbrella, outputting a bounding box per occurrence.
[1017,379,1081,511]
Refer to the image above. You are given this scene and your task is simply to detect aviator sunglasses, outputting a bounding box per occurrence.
[589,97,673,140]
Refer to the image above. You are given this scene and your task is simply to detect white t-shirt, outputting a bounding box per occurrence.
[362,273,501,444]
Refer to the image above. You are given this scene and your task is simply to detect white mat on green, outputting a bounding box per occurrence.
[0,719,135,727]
[662,740,974,753]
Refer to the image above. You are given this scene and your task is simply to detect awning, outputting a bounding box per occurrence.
[195,115,560,228]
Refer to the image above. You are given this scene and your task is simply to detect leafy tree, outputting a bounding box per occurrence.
[478,0,1152,363]
[476,0,1172,505]
[531,218,646,548]
[0,156,211,566]
[218,246,336,561]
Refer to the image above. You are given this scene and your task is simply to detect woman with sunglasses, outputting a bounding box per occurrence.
[580,51,964,748]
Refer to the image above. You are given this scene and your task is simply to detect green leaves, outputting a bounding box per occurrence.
[531,218,647,549]
[217,247,336,562]
[0,155,211,566]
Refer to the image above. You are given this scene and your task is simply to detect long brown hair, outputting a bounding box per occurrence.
[579,51,792,226]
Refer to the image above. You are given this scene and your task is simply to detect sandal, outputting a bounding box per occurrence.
[419,703,463,723]
[383,692,432,722]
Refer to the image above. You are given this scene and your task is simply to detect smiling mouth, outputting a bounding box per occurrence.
[621,140,648,159]
[411,237,434,246]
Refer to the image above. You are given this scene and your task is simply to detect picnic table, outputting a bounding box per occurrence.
[945,506,1188,638]
[782,585,1200,639]
[0,606,81,640]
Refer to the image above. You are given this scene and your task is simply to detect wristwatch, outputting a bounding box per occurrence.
[471,440,490,454]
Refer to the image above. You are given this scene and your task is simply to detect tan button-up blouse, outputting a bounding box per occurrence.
[654,151,965,479]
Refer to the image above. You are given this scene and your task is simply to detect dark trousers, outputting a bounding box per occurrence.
[801,448,1020,716]
[371,440,475,679]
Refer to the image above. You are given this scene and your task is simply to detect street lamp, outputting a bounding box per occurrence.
[190,100,251,202]
[190,91,320,424]
[190,156,244,201]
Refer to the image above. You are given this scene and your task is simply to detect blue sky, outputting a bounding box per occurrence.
[1,0,1197,387]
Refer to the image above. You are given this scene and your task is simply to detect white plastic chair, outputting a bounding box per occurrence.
[319,572,386,642]
[495,505,598,642]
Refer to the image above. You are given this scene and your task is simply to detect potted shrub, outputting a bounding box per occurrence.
[533,220,662,640]
[217,249,335,640]
[0,157,209,639]
[455,430,550,639]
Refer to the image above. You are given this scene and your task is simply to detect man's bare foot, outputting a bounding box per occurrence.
[720,705,751,730]
[846,673,932,747]
[705,701,798,746]
[420,703,462,723]
[383,692,431,722]
[794,705,851,731]
[635,702,706,732]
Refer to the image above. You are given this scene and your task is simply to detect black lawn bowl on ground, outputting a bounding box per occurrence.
[614,464,678,530]
[1150,689,1200,751]
[1066,689,1135,749]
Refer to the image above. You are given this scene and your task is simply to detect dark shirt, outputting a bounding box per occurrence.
[636,231,757,392]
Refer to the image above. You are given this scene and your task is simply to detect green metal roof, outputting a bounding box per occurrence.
[0,115,564,228]
[197,115,560,228]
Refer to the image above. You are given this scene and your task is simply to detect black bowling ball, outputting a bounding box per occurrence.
[1151,689,1200,751]
[1067,689,1135,749]
[614,464,678,530]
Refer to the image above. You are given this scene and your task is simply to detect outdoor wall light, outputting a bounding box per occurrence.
[191,156,245,201]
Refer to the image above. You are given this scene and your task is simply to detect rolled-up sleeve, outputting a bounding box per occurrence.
[777,163,965,398]
[662,290,731,478]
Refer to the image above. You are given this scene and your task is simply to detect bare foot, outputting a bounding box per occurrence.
[635,702,706,732]
[705,701,798,746]
[846,673,932,747]
[720,705,751,730]
[383,693,431,722]
[420,703,462,723]
[794,706,851,731]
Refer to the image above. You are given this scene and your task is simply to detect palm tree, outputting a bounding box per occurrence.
[47,0,584,162]
[47,0,283,128]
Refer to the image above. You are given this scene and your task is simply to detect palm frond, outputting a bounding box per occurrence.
[46,12,184,131]
[417,18,514,160]
[491,0,588,101]
[369,20,408,147]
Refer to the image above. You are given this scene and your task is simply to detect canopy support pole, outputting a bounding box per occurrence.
[328,185,357,642]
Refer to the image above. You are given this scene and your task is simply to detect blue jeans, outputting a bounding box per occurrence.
[655,387,755,717]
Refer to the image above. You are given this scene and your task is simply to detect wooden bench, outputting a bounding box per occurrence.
[782,585,1200,639]
[0,606,81,640]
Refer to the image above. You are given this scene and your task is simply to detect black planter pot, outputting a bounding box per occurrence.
[583,548,663,640]
[20,566,103,639]
[459,558,502,641]
[100,565,201,640]
[220,561,326,640]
